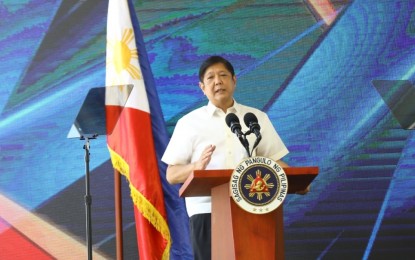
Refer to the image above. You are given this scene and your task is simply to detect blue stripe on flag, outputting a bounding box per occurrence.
[127,0,193,258]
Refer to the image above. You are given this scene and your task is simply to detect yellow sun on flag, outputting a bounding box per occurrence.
[107,28,141,81]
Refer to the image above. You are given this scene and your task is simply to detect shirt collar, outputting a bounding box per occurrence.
[206,99,240,117]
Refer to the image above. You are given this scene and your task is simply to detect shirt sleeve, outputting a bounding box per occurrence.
[256,112,289,161]
[161,118,193,165]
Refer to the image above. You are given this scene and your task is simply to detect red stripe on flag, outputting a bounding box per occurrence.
[105,105,123,135]
[133,206,169,258]
[107,106,169,259]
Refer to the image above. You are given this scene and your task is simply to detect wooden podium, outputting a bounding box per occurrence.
[179,167,318,260]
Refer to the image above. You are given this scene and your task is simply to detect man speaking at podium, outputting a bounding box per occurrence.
[162,56,289,260]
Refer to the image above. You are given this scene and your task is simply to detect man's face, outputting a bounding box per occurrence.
[199,62,236,110]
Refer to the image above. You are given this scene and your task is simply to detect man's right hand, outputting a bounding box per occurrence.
[166,144,216,184]
[194,144,216,171]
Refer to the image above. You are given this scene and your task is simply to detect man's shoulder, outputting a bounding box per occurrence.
[237,103,266,116]
[178,105,207,123]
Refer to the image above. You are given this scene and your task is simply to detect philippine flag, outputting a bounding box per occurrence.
[105,0,171,258]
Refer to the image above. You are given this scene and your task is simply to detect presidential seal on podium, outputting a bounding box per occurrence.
[230,156,288,214]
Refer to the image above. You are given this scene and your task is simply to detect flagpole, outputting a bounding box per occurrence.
[114,169,124,260]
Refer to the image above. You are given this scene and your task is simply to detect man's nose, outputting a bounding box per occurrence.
[214,75,222,84]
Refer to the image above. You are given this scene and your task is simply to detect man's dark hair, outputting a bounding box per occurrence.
[198,56,235,82]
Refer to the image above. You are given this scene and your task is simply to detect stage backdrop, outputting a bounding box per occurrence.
[0,0,414,259]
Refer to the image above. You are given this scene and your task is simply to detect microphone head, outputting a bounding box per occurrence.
[225,113,242,134]
[244,112,260,130]
[225,113,240,127]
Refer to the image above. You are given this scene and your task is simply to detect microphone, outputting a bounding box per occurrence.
[225,113,243,137]
[225,113,251,156]
[244,112,261,137]
[244,112,262,152]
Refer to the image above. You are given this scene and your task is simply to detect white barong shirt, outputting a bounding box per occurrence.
[162,100,289,217]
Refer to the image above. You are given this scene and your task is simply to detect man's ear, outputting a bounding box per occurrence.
[199,82,205,92]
